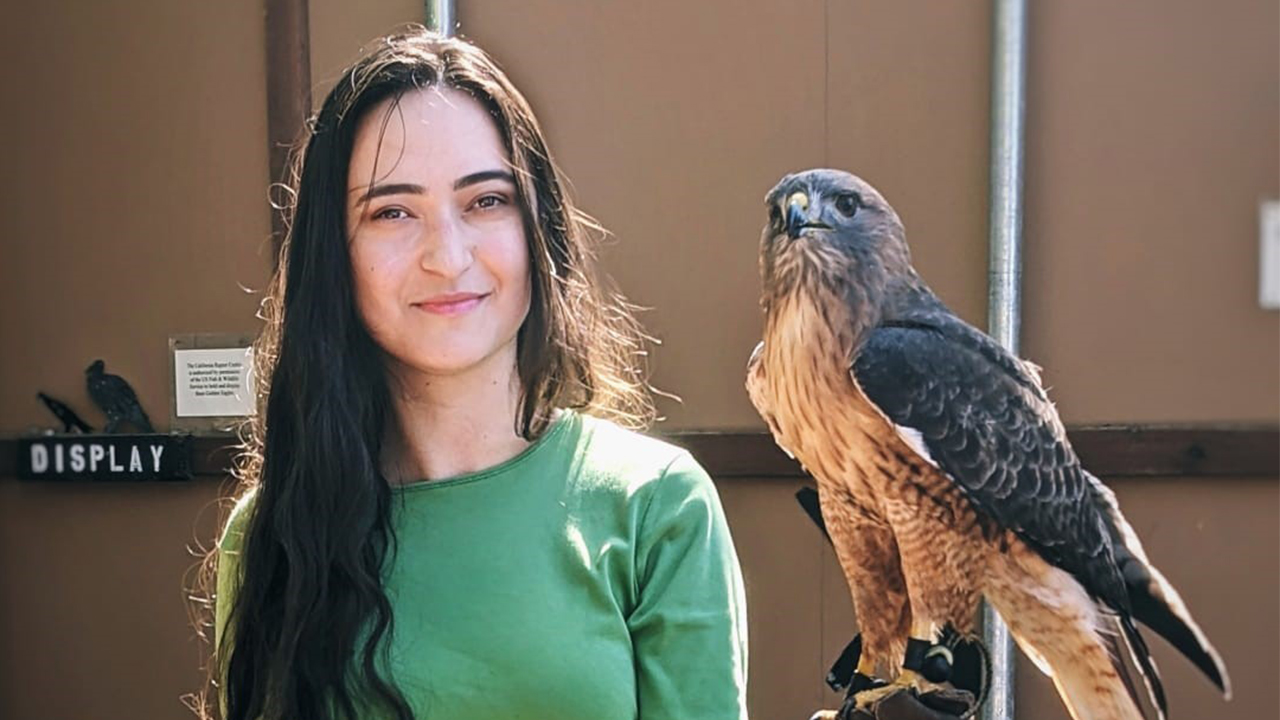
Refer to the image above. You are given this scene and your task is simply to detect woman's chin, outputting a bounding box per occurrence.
[393,348,512,380]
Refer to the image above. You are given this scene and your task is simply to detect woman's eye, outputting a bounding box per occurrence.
[834,193,860,218]
[372,207,409,221]
[473,194,507,211]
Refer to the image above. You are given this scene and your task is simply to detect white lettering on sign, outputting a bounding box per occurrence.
[175,348,255,418]
[20,439,187,480]
[31,445,48,473]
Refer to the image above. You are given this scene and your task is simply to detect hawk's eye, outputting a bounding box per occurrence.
[769,203,782,227]
[834,192,860,218]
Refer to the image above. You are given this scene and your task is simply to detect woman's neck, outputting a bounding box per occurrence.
[381,349,531,484]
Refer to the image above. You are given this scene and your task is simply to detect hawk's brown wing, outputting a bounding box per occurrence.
[852,321,1127,608]
[852,319,1228,700]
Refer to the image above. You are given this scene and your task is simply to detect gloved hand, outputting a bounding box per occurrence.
[848,687,975,720]
[810,686,975,720]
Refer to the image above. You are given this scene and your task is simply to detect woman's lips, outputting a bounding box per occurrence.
[413,292,489,316]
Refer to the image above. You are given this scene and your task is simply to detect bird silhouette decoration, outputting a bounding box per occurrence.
[37,392,94,433]
[86,359,154,433]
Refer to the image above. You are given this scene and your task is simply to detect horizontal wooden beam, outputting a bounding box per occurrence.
[669,425,1280,479]
[1,425,1275,481]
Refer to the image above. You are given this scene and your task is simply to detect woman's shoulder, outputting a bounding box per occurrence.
[573,414,732,566]
[573,412,714,500]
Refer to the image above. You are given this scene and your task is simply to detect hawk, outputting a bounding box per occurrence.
[745,169,1230,720]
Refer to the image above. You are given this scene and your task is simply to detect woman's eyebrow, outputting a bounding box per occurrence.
[454,169,515,190]
[351,183,425,204]
[350,170,514,204]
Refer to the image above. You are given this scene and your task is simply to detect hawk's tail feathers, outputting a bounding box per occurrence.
[991,552,1152,720]
[1122,559,1230,698]
[1115,614,1167,719]
[1089,476,1232,698]
[1009,620,1152,720]
[1005,615,1160,719]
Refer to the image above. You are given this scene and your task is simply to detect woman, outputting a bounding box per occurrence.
[204,28,748,720]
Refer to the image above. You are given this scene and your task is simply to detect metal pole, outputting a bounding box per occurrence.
[983,0,1027,719]
[425,0,457,36]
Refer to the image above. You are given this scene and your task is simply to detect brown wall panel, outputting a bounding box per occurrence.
[716,479,829,719]
[308,0,423,108]
[0,0,271,436]
[1022,0,1280,424]
[0,478,228,719]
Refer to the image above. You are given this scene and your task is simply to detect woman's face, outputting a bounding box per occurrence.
[346,87,531,381]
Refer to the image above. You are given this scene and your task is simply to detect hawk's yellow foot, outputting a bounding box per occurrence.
[852,669,941,710]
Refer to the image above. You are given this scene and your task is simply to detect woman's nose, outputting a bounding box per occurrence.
[419,214,474,278]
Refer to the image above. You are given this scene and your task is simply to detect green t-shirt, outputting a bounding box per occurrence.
[215,410,749,719]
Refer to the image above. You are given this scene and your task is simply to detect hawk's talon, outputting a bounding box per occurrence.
[852,672,927,711]
[848,671,886,695]
[829,671,890,718]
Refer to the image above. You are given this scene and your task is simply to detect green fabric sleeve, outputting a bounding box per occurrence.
[215,490,254,653]
[628,452,750,720]
[214,490,255,718]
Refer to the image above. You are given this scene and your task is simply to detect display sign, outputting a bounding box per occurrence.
[18,434,193,481]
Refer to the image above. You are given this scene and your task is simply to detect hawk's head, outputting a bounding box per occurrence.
[759,169,911,304]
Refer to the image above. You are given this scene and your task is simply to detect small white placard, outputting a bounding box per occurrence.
[1260,199,1280,310]
[174,348,255,418]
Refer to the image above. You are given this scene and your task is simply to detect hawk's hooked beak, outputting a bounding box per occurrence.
[785,191,828,239]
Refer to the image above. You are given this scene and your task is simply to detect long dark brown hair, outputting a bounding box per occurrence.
[187,27,655,720]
